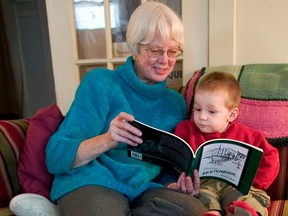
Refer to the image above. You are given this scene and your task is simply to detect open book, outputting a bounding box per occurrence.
[128,120,263,195]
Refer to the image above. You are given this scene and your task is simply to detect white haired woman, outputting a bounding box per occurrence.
[46,2,206,215]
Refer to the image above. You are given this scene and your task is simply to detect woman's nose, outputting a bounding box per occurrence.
[158,51,169,63]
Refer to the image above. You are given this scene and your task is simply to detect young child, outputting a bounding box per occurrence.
[174,71,280,216]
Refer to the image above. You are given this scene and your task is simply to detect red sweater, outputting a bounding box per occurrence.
[174,120,280,190]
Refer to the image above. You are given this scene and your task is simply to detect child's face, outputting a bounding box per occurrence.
[193,90,236,133]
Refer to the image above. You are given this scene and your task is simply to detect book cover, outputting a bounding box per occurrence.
[128,120,263,195]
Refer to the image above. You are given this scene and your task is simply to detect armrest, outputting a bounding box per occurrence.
[0,119,29,207]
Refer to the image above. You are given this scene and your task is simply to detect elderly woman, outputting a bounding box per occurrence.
[46,2,206,216]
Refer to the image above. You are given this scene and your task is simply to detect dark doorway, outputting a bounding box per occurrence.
[0,0,56,119]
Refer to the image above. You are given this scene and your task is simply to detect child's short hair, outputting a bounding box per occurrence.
[196,71,241,109]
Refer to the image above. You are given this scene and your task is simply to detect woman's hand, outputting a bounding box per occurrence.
[106,112,143,148]
[72,112,142,168]
[168,170,200,196]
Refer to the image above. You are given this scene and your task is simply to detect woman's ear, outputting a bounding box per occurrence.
[228,107,239,122]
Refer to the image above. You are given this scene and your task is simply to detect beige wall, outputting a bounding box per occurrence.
[209,0,288,66]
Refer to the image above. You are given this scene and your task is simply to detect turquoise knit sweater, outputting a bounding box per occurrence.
[46,56,186,202]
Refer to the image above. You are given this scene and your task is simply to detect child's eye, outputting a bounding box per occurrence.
[209,110,216,114]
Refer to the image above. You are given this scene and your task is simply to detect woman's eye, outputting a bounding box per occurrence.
[150,49,160,54]
[168,50,177,54]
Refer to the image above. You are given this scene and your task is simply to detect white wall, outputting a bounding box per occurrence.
[182,0,208,85]
[209,0,288,66]
[236,0,288,64]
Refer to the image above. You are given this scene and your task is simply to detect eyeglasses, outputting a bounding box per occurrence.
[140,45,183,59]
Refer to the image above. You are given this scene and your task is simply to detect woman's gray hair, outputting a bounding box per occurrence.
[126,1,184,55]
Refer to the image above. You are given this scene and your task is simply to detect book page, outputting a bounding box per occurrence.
[198,142,249,186]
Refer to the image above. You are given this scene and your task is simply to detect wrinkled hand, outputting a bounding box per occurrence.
[106,112,143,148]
[168,170,200,196]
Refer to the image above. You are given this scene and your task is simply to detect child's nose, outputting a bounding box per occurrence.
[199,112,208,120]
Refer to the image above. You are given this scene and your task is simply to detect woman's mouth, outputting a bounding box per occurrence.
[154,67,167,75]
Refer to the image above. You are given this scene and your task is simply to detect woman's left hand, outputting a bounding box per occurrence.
[168,170,200,196]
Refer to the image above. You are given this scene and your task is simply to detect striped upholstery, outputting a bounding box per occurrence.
[266,146,288,200]
[266,145,288,215]
[0,120,29,208]
[268,200,288,216]
[0,207,13,216]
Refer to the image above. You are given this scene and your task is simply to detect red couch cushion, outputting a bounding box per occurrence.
[17,104,64,200]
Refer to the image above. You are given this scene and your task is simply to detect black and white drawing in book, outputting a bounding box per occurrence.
[128,120,263,195]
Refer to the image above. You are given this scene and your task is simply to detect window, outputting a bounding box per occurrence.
[73,0,183,90]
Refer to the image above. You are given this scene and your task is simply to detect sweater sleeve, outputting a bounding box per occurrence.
[252,132,280,190]
[46,70,112,175]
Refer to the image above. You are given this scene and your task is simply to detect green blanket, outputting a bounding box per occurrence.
[202,64,288,100]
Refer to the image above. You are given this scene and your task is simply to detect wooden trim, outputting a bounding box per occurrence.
[45,0,79,114]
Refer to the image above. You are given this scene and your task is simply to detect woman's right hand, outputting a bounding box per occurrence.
[72,112,142,168]
[105,112,143,149]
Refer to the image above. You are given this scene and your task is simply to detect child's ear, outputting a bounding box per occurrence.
[228,107,239,122]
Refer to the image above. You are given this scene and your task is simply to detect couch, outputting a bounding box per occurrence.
[1,64,288,216]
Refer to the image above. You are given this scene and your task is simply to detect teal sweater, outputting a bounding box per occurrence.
[46,56,186,202]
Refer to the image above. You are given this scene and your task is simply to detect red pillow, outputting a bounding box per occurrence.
[17,104,64,200]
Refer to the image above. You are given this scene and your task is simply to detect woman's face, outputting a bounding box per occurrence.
[134,32,180,84]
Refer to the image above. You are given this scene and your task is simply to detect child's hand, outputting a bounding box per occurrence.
[168,170,200,196]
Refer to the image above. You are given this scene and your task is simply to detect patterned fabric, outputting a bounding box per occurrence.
[266,146,288,200]
[0,207,14,216]
[268,200,288,216]
[0,120,29,208]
